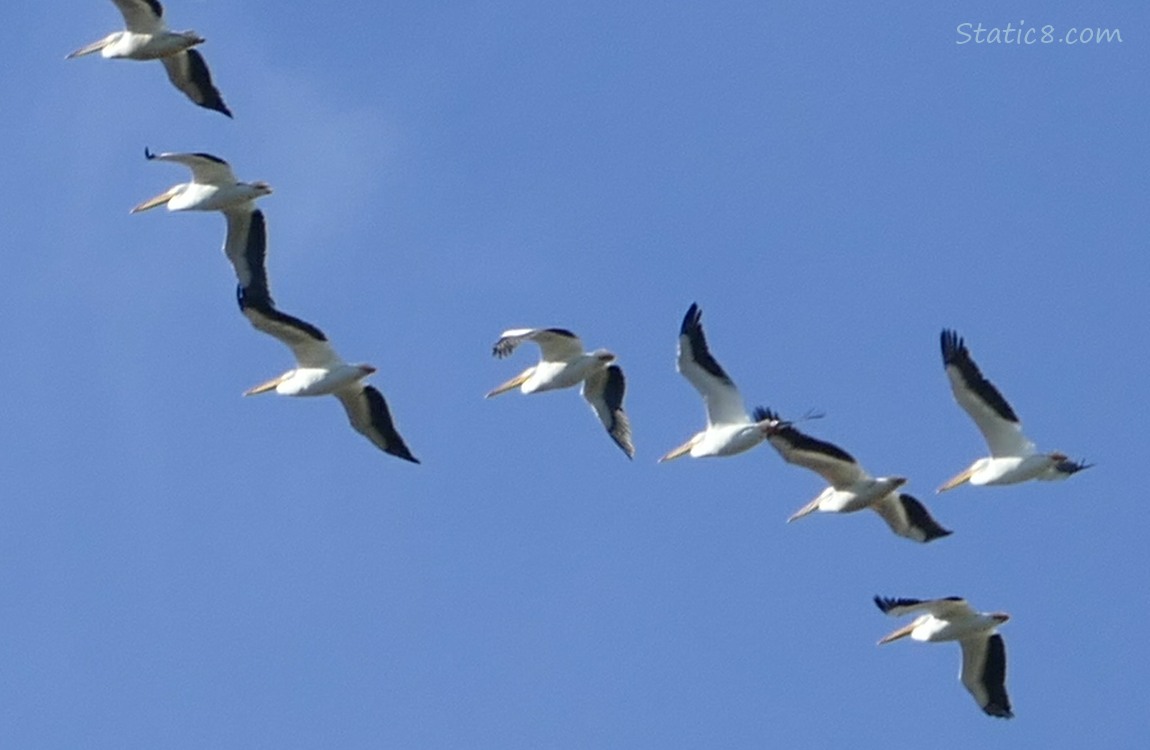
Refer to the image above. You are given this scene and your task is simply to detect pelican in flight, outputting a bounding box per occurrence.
[762,411,951,543]
[131,149,272,290]
[660,303,779,461]
[938,329,1091,492]
[239,289,419,464]
[66,0,232,116]
[874,595,1013,718]
[486,328,634,459]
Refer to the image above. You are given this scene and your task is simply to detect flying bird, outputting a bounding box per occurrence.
[660,303,779,461]
[762,412,951,543]
[874,595,1013,718]
[485,328,634,459]
[66,0,233,117]
[238,289,419,464]
[938,329,1091,492]
[132,149,272,290]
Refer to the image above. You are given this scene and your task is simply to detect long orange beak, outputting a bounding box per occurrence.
[937,466,974,494]
[787,496,822,523]
[130,186,180,214]
[244,373,288,396]
[658,435,698,463]
[877,621,917,645]
[484,370,530,398]
[66,35,114,59]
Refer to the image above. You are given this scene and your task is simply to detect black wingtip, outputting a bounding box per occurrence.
[984,704,1014,719]
[144,147,156,160]
[873,596,933,614]
[182,49,233,117]
[491,340,511,359]
[752,406,779,424]
[940,328,1020,423]
[680,302,701,336]
[1058,458,1095,475]
[206,100,234,118]
[236,283,270,312]
[940,328,960,363]
[898,494,954,543]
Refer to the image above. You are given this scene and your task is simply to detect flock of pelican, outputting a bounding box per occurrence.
[131,148,420,464]
[71,0,1093,722]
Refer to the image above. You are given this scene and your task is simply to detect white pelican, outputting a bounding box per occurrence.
[132,149,272,290]
[485,328,634,459]
[761,411,951,543]
[874,595,1013,718]
[939,329,1091,492]
[660,303,779,461]
[66,0,232,117]
[239,289,419,463]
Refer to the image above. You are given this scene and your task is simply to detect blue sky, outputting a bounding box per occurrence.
[3,1,1148,747]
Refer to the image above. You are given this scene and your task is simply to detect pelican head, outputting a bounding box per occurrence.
[593,349,617,364]
[246,181,274,199]
[658,432,703,463]
[179,31,207,47]
[991,612,1011,625]
[485,367,534,399]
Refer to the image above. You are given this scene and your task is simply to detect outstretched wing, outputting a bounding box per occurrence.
[113,0,165,33]
[873,595,973,619]
[335,384,420,463]
[145,148,237,184]
[764,422,863,488]
[941,329,1034,457]
[871,493,952,543]
[160,50,233,117]
[237,288,341,369]
[959,634,1013,718]
[582,365,634,459]
[223,207,269,296]
[492,328,584,362]
[676,303,747,426]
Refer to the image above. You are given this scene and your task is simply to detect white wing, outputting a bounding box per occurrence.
[874,596,975,620]
[112,0,165,33]
[145,149,237,185]
[160,50,232,117]
[493,328,584,362]
[764,422,864,488]
[676,303,747,426]
[941,330,1035,457]
[582,365,634,459]
[334,384,420,463]
[871,493,952,543]
[959,633,1013,718]
[238,293,343,369]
